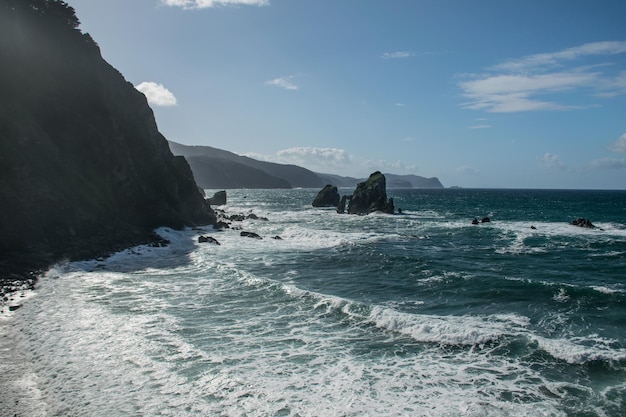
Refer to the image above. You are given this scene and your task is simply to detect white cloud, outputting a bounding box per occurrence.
[243,147,417,177]
[468,125,492,129]
[161,0,268,9]
[538,153,566,170]
[381,51,414,60]
[493,41,626,72]
[265,76,299,91]
[590,157,626,169]
[135,81,177,106]
[458,41,626,113]
[276,147,350,167]
[609,133,626,153]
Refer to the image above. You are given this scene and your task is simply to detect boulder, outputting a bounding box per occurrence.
[347,172,394,215]
[571,218,597,229]
[198,235,220,245]
[240,231,263,239]
[208,190,227,206]
[312,185,340,207]
[481,217,491,223]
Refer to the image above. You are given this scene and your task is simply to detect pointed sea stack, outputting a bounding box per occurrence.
[347,171,394,215]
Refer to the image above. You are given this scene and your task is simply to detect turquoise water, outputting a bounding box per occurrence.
[1,188,625,416]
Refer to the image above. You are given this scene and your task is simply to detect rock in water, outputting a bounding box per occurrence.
[312,185,340,207]
[198,235,220,245]
[571,218,597,229]
[240,231,263,239]
[208,190,227,206]
[347,172,394,215]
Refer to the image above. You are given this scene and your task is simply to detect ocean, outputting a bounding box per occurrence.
[1,188,625,417]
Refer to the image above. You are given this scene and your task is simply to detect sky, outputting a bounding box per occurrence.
[69,0,626,189]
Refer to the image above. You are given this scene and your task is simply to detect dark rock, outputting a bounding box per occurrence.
[198,235,220,245]
[571,218,597,229]
[208,190,227,206]
[347,172,394,215]
[312,185,340,207]
[246,213,269,221]
[337,195,350,214]
[272,236,283,240]
[214,221,230,230]
[530,225,537,230]
[481,217,491,223]
[8,305,21,312]
[241,231,263,239]
[472,218,479,225]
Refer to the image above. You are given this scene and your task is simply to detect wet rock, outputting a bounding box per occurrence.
[571,218,597,229]
[240,231,263,240]
[312,185,340,208]
[198,235,220,245]
[208,190,227,206]
[347,171,394,215]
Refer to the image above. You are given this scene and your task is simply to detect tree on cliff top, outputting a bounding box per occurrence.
[1,0,80,29]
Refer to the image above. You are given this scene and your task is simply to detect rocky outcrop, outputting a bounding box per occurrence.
[198,235,220,245]
[241,231,263,240]
[337,195,350,214]
[208,190,227,206]
[571,218,597,229]
[347,172,394,215]
[0,0,215,286]
[317,173,444,189]
[312,185,340,207]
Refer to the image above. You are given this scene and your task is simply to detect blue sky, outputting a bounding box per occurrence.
[70,0,626,189]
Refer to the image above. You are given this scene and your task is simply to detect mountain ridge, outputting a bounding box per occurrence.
[169,141,445,189]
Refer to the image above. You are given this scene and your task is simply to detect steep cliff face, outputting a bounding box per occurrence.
[0,0,215,279]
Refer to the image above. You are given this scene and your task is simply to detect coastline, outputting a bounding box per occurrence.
[0,230,170,312]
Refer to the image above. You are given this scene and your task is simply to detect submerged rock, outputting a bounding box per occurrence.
[347,172,394,215]
[312,185,340,208]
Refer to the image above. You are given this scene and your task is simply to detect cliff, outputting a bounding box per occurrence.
[0,0,215,286]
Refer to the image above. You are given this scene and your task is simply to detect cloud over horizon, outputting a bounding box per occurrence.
[459,41,626,113]
[135,81,177,106]
[538,153,566,170]
[243,147,417,178]
[161,0,269,9]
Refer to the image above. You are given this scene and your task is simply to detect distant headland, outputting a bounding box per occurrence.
[168,141,444,190]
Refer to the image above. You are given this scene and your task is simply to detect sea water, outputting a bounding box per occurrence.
[1,188,625,416]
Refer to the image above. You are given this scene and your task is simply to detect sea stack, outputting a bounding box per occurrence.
[347,171,394,215]
[312,185,341,207]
